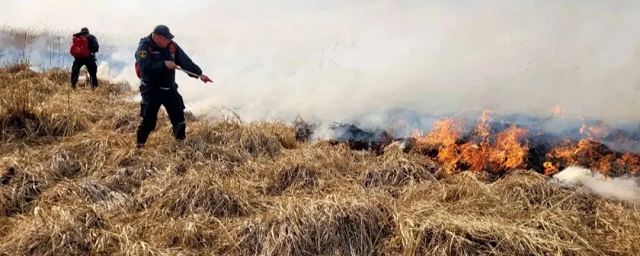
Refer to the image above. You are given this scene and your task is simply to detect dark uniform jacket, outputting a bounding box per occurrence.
[135,34,203,89]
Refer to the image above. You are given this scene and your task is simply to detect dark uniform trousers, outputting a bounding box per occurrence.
[136,86,186,145]
[70,55,98,88]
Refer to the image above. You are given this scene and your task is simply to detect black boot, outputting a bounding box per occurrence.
[136,127,151,147]
[173,122,186,140]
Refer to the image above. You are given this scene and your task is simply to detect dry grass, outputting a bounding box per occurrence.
[0,62,639,256]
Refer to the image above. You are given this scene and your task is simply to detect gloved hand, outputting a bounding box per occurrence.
[199,74,212,83]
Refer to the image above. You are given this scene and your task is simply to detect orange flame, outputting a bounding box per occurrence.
[413,110,529,174]
[551,105,565,118]
[405,109,639,177]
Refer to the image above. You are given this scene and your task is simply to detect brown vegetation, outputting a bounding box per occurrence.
[0,60,639,256]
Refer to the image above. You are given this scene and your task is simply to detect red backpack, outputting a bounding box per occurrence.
[69,36,91,58]
[135,43,176,78]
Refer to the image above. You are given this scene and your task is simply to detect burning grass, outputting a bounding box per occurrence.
[0,62,639,255]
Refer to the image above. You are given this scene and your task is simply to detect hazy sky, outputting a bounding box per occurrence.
[3,0,640,127]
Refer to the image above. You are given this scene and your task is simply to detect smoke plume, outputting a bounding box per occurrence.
[3,0,640,132]
[551,165,640,204]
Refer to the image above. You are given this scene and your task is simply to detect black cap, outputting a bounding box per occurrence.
[153,25,174,40]
[80,27,89,33]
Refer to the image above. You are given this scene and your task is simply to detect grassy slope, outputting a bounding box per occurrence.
[0,63,639,256]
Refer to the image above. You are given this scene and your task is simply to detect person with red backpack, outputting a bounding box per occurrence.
[69,27,100,89]
[134,25,212,148]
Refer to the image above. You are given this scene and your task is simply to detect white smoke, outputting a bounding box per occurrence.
[3,0,640,128]
[551,165,640,204]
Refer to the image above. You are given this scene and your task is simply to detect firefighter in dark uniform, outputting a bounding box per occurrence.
[70,27,100,89]
[134,25,212,148]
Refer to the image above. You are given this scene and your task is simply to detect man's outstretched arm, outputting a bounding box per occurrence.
[173,43,203,78]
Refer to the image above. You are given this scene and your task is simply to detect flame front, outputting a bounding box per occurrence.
[414,111,529,174]
[410,108,640,177]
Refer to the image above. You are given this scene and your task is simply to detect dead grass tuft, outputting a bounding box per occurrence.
[231,191,395,256]
[0,62,35,75]
[241,143,364,195]
[112,111,139,133]
[0,205,107,256]
[35,179,143,218]
[491,169,563,208]
[0,67,90,142]
[363,151,441,188]
[212,119,297,158]
[42,68,69,85]
[139,171,255,219]
[0,166,51,217]
[437,171,494,203]
[144,215,226,251]
[392,209,594,256]
[48,149,82,179]
[267,165,319,195]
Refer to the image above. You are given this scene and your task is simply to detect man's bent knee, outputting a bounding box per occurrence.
[138,117,157,132]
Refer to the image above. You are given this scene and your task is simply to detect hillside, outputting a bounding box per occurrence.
[1,63,640,256]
